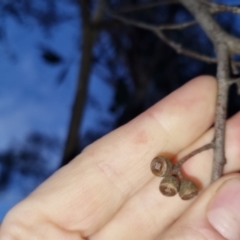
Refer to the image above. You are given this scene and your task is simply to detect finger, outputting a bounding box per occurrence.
[1,76,216,238]
[89,111,240,240]
[160,174,240,240]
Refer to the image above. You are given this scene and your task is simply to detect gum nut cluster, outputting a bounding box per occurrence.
[150,156,198,200]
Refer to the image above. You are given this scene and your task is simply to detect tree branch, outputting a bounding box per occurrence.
[115,0,179,13]
[173,143,214,175]
[179,0,238,182]
[211,43,229,181]
[179,0,240,53]
[109,0,240,184]
[154,30,215,63]
[201,0,240,14]
[108,11,216,64]
[229,78,240,95]
[157,20,196,30]
[61,0,107,166]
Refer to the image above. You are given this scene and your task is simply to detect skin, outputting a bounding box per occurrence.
[1,75,240,239]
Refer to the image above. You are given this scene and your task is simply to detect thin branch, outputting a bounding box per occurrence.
[228,78,240,95]
[108,11,240,68]
[231,58,239,75]
[154,30,216,63]
[174,143,214,171]
[157,20,196,30]
[108,11,216,64]
[109,11,196,31]
[180,0,240,53]
[201,0,240,14]
[211,43,230,181]
[229,78,240,86]
[107,11,156,31]
[178,0,234,182]
[173,142,214,180]
[109,0,240,183]
[114,0,179,13]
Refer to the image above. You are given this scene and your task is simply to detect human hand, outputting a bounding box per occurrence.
[1,76,240,240]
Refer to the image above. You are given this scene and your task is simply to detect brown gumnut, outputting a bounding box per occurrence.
[150,156,172,177]
[159,175,179,196]
[179,178,198,200]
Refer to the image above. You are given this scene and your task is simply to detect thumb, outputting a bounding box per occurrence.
[160,174,240,240]
[207,176,240,240]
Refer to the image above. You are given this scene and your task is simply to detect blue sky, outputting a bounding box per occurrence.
[0,2,118,220]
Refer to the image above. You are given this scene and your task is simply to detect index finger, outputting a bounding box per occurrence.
[2,76,217,237]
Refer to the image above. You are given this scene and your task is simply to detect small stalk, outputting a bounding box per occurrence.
[211,43,230,182]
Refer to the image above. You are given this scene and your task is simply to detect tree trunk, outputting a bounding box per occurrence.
[60,0,106,167]
[60,26,95,167]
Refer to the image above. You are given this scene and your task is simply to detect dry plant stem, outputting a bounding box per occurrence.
[108,12,217,64]
[173,143,214,174]
[153,31,216,63]
[229,78,240,95]
[179,0,236,182]
[108,11,240,65]
[229,78,240,87]
[157,20,196,30]
[211,43,229,181]
[179,0,240,53]
[109,0,240,182]
[201,0,240,14]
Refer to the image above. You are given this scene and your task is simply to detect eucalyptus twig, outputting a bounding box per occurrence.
[109,10,196,32]
[173,142,214,173]
[211,43,230,181]
[109,0,240,187]
[153,31,216,63]
[178,0,240,182]
[108,10,240,68]
[201,0,240,14]
[108,11,217,64]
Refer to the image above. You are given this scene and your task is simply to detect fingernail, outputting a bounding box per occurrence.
[207,179,240,240]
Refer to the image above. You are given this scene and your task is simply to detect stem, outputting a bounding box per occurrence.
[179,0,233,181]
[172,143,214,178]
[174,143,214,169]
[211,43,229,182]
[109,0,240,183]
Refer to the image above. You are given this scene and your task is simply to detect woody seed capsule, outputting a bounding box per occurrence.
[179,179,198,200]
[159,175,179,196]
[150,156,172,177]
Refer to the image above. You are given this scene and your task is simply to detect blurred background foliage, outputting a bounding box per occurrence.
[0,0,240,218]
